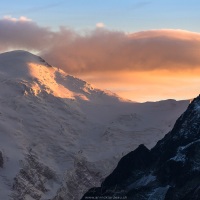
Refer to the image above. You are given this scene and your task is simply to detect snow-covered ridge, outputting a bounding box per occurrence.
[0,50,51,79]
[0,50,189,200]
[0,50,124,102]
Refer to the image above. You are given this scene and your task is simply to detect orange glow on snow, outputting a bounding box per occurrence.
[28,62,74,98]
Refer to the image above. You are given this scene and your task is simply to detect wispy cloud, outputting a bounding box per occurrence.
[131,1,151,10]
[20,1,65,14]
[3,15,32,22]
[0,1,65,16]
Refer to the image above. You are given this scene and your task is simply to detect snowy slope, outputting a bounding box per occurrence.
[0,50,189,200]
[82,95,200,200]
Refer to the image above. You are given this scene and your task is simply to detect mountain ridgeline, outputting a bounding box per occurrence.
[0,50,189,200]
[82,95,200,200]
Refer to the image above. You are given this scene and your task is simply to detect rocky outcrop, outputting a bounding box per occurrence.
[82,95,200,200]
[11,153,57,200]
[52,155,103,200]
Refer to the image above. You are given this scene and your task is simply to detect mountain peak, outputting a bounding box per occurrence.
[3,49,35,55]
[0,50,190,200]
[0,50,125,102]
[0,50,52,69]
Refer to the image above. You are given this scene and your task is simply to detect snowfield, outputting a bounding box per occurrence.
[0,50,189,200]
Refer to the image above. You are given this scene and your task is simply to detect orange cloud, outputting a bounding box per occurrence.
[41,29,200,74]
[80,70,200,102]
[1,17,200,73]
[1,17,200,101]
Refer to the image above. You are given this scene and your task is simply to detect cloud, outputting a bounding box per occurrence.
[79,70,200,102]
[0,16,52,51]
[1,16,200,75]
[131,1,151,10]
[1,2,65,16]
[20,1,65,15]
[1,17,200,101]
[41,29,200,74]
[96,22,105,28]
[3,15,32,22]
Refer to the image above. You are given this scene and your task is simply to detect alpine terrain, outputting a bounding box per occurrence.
[0,50,189,200]
[82,95,200,200]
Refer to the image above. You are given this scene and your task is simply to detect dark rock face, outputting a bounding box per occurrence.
[103,144,152,187]
[82,95,200,200]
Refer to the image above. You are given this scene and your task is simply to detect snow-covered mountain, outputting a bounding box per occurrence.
[0,50,189,200]
[82,95,200,200]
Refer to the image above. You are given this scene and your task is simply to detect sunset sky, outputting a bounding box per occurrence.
[1,0,200,102]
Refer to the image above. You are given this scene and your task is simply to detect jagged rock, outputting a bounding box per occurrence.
[11,153,57,200]
[103,144,152,188]
[52,155,103,200]
[82,95,200,200]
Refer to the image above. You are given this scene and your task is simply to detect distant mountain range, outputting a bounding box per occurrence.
[0,50,188,200]
[82,95,200,200]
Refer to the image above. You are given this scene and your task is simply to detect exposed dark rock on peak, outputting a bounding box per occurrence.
[82,95,200,200]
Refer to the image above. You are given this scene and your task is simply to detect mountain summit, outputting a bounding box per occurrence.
[82,95,200,200]
[0,50,52,78]
[0,50,122,101]
[0,50,189,200]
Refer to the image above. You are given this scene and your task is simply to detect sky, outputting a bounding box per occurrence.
[0,0,200,102]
